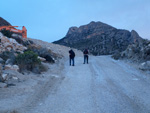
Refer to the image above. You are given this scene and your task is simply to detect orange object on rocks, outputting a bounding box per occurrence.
[0,26,27,38]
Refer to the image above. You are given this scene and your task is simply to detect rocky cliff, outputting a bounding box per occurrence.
[54,21,142,55]
[0,17,11,26]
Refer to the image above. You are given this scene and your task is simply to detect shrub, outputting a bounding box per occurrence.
[27,45,55,63]
[0,29,12,38]
[16,51,41,72]
[111,51,121,60]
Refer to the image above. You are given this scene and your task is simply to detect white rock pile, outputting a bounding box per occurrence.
[0,33,27,53]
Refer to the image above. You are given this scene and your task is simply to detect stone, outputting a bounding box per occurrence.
[4,64,19,71]
[9,38,18,44]
[0,32,3,37]
[1,36,10,43]
[12,76,19,80]
[6,76,19,85]
[12,65,19,71]
[139,61,150,70]
[0,57,4,64]
[4,64,12,70]
[1,73,8,81]
[0,83,7,88]
[5,59,12,65]
[3,69,25,81]
[38,56,46,62]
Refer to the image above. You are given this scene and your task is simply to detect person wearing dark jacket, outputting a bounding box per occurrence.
[69,49,75,66]
[83,49,89,64]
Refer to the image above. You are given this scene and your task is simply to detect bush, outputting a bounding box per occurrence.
[111,51,121,60]
[0,29,12,38]
[27,45,55,63]
[16,51,42,72]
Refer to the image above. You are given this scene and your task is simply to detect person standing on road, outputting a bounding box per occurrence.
[83,49,89,64]
[69,49,75,66]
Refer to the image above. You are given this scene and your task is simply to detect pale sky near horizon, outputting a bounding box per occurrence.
[0,0,150,42]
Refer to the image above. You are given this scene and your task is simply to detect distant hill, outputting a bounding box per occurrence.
[54,21,142,55]
[0,17,11,26]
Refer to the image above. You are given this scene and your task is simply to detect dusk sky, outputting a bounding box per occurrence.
[0,0,150,42]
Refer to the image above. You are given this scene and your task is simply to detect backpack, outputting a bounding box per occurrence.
[69,50,75,58]
[84,49,88,54]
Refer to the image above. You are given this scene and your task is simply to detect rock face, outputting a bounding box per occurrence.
[54,21,142,55]
[121,39,150,61]
[112,38,150,70]
[0,17,11,26]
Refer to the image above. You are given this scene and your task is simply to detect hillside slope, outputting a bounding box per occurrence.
[0,17,11,26]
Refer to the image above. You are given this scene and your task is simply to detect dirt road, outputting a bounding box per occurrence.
[1,56,150,113]
[25,56,150,113]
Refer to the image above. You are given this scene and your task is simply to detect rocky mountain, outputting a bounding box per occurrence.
[54,21,142,55]
[0,17,11,26]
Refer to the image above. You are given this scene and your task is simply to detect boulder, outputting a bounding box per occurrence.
[5,59,13,65]
[9,38,18,44]
[139,61,150,70]
[2,73,8,81]
[4,64,19,71]
[0,82,7,88]
[4,64,12,70]
[6,76,19,85]
[0,32,3,37]
[38,56,46,62]
[1,36,10,43]
[0,57,4,64]
[2,70,22,85]
[3,69,25,81]
[13,65,19,71]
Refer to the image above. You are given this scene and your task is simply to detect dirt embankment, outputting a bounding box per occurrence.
[0,38,82,113]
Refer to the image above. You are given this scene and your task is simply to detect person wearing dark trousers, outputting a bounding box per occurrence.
[83,49,89,64]
[69,49,75,66]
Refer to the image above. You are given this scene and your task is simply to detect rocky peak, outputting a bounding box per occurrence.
[131,30,140,39]
[65,21,116,39]
[67,27,78,35]
[130,30,142,44]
